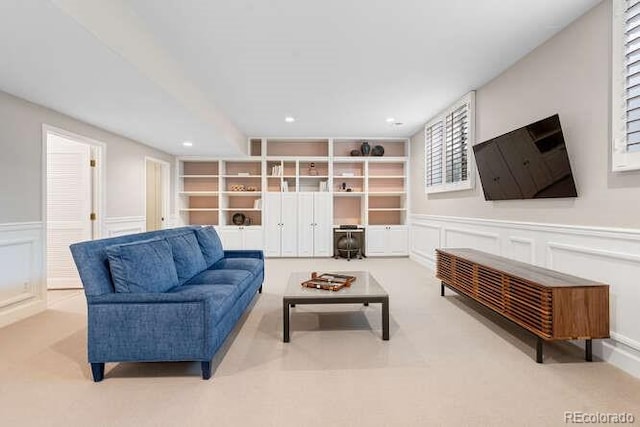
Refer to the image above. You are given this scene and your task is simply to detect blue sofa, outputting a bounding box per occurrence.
[70,226,263,382]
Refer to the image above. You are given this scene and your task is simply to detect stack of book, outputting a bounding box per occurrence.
[271,165,283,176]
[281,181,289,192]
[319,180,328,192]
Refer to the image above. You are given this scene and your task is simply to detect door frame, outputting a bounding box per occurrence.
[144,156,171,230]
[42,124,106,290]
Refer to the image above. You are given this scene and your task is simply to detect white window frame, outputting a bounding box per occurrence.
[612,0,640,171]
[424,91,476,194]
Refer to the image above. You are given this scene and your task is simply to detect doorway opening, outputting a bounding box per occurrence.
[44,125,104,290]
[145,157,170,231]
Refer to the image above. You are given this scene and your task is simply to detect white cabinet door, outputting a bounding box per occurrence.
[388,226,408,255]
[264,193,282,257]
[242,227,264,250]
[280,193,298,256]
[366,226,387,256]
[313,193,332,257]
[297,193,314,257]
[218,227,242,250]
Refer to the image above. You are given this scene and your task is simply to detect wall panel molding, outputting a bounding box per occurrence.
[103,216,146,237]
[0,222,45,328]
[409,214,640,378]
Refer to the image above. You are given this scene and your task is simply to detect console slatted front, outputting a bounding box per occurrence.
[436,248,609,362]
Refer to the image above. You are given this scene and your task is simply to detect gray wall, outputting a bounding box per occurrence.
[0,89,174,224]
[411,1,640,228]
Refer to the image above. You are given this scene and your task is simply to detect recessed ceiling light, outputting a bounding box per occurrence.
[182,141,193,147]
[386,117,395,123]
[284,116,296,123]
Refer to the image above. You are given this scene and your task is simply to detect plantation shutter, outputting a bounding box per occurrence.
[626,0,640,152]
[445,103,469,183]
[425,121,443,187]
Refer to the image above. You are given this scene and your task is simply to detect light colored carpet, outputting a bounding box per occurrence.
[0,257,638,427]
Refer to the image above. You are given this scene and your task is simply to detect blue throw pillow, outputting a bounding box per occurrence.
[165,231,207,284]
[193,226,224,267]
[106,238,179,293]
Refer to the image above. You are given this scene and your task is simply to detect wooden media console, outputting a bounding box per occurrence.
[436,248,609,363]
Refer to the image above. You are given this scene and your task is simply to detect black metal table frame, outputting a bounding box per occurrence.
[283,295,390,342]
[441,282,593,363]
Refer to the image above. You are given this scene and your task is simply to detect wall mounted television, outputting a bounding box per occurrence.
[472,114,577,201]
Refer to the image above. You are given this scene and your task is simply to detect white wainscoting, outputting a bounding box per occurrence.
[103,216,146,237]
[410,214,640,378]
[0,222,45,328]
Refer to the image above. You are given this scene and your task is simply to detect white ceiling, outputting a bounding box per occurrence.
[0,0,600,156]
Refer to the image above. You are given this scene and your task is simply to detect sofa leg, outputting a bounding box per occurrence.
[201,361,212,380]
[91,363,105,382]
[258,285,262,294]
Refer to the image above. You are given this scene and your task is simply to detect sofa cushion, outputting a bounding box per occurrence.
[184,269,252,298]
[211,258,263,278]
[193,226,225,267]
[168,284,237,324]
[165,232,207,284]
[105,238,179,293]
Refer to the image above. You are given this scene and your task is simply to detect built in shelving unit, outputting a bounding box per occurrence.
[177,137,409,256]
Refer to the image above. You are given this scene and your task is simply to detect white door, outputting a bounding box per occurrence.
[280,193,298,256]
[366,226,387,256]
[388,226,409,255]
[313,192,332,257]
[146,159,165,231]
[47,134,93,289]
[297,192,314,257]
[218,227,242,250]
[264,193,282,257]
[242,227,264,250]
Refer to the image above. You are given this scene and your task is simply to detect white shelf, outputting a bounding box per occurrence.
[368,208,407,211]
[333,175,364,178]
[179,191,218,196]
[368,191,406,195]
[180,175,219,178]
[222,192,262,196]
[180,208,218,212]
[221,208,262,211]
[368,175,405,179]
[299,175,329,178]
[333,192,365,196]
[221,174,261,178]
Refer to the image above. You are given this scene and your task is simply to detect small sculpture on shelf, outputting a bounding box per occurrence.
[232,213,246,225]
[371,145,385,156]
[308,162,318,176]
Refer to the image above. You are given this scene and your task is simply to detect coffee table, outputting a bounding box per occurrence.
[283,271,389,342]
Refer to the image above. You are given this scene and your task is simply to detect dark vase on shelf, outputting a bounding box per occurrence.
[360,141,371,156]
[372,145,385,156]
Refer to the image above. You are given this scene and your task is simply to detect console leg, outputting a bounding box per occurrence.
[258,285,262,294]
[201,361,212,380]
[441,282,445,296]
[536,336,544,363]
[91,362,105,382]
[585,339,593,362]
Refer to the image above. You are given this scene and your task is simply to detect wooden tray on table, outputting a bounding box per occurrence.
[300,272,356,291]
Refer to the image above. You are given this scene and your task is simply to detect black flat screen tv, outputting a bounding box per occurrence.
[472,114,577,201]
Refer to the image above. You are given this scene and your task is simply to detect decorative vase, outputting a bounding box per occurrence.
[371,145,385,156]
[232,213,246,225]
[308,162,318,176]
[360,141,371,156]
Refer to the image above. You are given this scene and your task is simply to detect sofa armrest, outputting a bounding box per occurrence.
[223,250,264,260]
